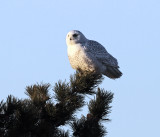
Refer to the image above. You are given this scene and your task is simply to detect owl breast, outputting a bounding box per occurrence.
[67,44,97,71]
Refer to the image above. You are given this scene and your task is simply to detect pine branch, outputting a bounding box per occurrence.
[25,83,51,106]
[0,96,38,137]
[0,71,113,137]
[70,88,114,137]
[53,71,103,127]
[70,70,103,95]
[70,116,106,137]
[88,88,114,121]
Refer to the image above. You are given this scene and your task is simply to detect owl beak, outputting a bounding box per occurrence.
[70,38,72,40]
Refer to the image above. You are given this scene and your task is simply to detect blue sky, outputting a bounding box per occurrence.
[0,0,160,136]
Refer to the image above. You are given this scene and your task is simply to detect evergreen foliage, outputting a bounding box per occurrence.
[0,71,113,137]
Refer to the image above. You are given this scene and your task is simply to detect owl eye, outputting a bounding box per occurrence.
[73,34,78,38]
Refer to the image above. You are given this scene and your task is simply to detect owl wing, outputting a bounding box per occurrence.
[86,40,119,68]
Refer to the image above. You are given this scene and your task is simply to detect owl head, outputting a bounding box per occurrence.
[66,30,87,45]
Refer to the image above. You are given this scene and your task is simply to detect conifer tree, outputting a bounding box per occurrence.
[0,71,113,137]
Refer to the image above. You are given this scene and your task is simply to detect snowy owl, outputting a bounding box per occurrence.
[66,30,122,79]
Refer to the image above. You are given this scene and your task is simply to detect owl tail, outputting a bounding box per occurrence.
[104,66,122,79]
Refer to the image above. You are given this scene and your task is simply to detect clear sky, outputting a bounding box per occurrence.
[0,0,160,137]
